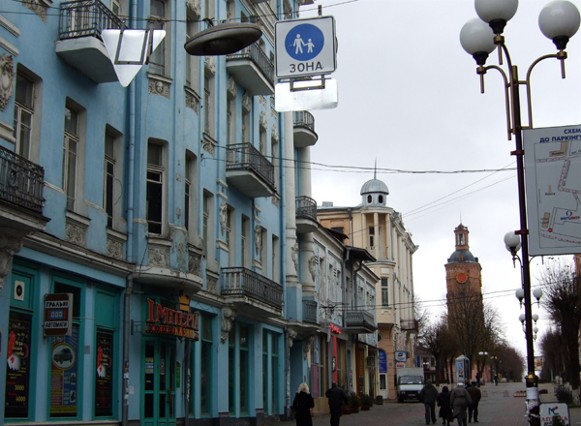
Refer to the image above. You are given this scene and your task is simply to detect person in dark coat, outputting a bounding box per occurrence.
[325,382,347,426]
[466,381,482,423]
[450,383,472,426]
[437,386,453,426]
[293,383,315,426]
[419,380,439,425]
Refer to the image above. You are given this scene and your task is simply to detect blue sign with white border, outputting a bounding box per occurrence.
[275,16,336,79]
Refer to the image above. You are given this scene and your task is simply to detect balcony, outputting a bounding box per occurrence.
[226,44,274,96]
[400,319,418,332]
[344,310,377,334]
[221,267,283,316]
[226,143,275,198]
[0,146,48,232]
[296,196,317,234]
[56,0,126,83]
[303,300,318,325]
[293,111,318,148]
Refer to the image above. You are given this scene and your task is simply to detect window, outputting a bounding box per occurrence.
[241,215,250,267]
[262,330,280,415]
[185,152,197,236]
[226,90,235,146]
[203,191,214,256]
[259,119,266,154]
[111,0,120,14]
[368,226,375,248]
[271,134,279,192]
[204,68,215,137]
[13,71,36,160]
[228,324,251,415]
[381,278,389,306]
[147,141,165,234]
[149,0,168,76]
[272,235,279,283]
[242,95,251,142]
[104,127,123,230]
[200,314,213,415]
[63,101,84,211]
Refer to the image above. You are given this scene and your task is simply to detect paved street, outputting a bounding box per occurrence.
[273,382,580,426]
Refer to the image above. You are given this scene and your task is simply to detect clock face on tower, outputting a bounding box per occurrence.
[456,272,468,284]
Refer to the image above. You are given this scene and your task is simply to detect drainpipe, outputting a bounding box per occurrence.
[122,2,138,425]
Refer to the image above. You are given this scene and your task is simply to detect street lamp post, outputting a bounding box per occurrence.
[460,1,580,424]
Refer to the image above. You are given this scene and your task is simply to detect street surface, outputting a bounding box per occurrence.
[272,382,581,426]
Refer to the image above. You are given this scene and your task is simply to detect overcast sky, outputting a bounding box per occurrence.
[298,0,581,357]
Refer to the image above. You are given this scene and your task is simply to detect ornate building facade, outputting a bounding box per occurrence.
[317,174,417,400]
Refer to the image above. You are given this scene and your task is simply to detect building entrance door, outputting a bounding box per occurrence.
[143,339,176,426]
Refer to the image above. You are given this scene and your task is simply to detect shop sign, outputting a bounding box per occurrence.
[329,323,341,334]
[43,293,73,336]
[395,351,408,362]
[145,298,199,340]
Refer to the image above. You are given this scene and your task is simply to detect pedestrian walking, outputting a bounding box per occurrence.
[325,382,348,426]
[293,383,315,426]
[437,386,453,426]
[419,380,439,425]
[466,381,482,423]
[450,382,472,426]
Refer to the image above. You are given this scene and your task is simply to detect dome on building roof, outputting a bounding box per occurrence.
[360,178,389,196]
[447,249,478,263]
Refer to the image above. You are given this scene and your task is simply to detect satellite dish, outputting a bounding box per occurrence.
[184,22,262,56]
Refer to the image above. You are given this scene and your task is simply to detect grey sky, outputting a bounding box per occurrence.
[299,0,581,351]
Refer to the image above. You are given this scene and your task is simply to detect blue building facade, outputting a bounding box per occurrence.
[0,0,378,425]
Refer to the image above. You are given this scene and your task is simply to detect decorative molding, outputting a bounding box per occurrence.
[220,307,236,342]
[242,93,251,112]
[254,226,263,256]
[0,55,14,111]
[65,218,87,247]
[227,77,236,98]
[219,202,228,236]
[23,0,49,21]
[186,0,201,16]
[184,87,200,112]
[148,76,171,98]
[271,123,279,142]
[0,15,21,38]
[106,234,125,260]
[204,56,216,75]
[202,132,217,155]
[303,335,314,358]
[0,228,26,291]
[148,244,170,267]
[259,111,267,129]
[0,38,19,56]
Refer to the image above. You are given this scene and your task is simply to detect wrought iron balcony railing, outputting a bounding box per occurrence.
[345,310,376,331]
[296,196,317,221]
[0,146,45,214]
[226,143,275,187]
[293,111,315,132]
[59,0,125,40]
[221,267,283,309]
[303,300,318,324]
[400,319,418,331]
[226,43,274,86]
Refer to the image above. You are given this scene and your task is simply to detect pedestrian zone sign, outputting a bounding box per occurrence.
[275,16,336,80]
[540,403,570,426]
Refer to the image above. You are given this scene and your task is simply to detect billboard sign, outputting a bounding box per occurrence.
[523,125,581,255]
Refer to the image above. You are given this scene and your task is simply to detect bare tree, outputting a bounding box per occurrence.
[417,319,457,384]
[539,259,581,402]
[538,329,566,383]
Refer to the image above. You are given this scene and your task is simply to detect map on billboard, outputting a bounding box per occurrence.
[523,125,581,256]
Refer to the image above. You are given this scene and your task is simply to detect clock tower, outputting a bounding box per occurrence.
[445,224,483,310]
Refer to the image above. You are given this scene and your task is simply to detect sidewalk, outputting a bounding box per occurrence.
[268,382,581,426]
